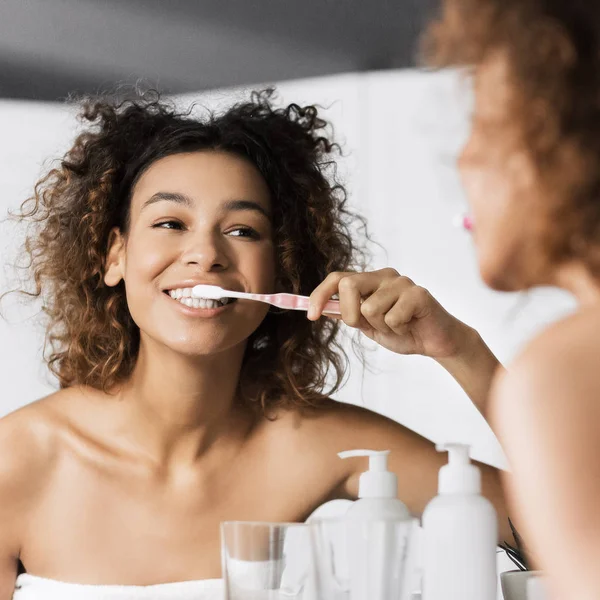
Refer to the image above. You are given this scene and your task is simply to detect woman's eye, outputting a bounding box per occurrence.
[227,227,260,239]
[153,220,184,231]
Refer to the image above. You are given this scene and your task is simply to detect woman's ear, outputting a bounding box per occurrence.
[104,227,126,287]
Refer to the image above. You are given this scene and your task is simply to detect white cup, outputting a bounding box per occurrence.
[500,570,542,600]
[527,574,549,600]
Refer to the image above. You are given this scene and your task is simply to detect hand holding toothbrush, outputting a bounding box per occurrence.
[307,268,469,358]
[307,269,501,416]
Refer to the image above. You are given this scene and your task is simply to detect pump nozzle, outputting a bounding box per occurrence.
[436,443,470,465]
[338,449,397,498]
[436,443,481,494]
[338,449,390,471]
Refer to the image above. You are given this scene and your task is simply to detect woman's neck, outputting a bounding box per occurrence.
[112,339,251,467]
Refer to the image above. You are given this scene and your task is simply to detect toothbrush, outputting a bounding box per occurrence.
[191,284,342,315]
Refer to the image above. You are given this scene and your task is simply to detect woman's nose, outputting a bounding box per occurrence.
[180,235,229,272]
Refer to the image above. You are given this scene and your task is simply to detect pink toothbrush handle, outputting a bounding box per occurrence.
[268,294,341,315]
[322,299,342,315]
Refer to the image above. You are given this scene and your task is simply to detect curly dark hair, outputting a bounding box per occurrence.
[422,0,600,270]
[14,89,366,411]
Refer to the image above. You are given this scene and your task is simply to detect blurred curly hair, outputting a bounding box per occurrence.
[14,88,367,411]
[423,0,600,270]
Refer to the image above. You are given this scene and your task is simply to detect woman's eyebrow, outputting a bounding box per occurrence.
[141,192,271,219]
[222,199,271,219]
[141,191,193,210]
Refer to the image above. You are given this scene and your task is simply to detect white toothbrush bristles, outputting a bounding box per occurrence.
[191,284,226,300]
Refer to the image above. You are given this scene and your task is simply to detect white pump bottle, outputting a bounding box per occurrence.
[422,443,498,600]
[338,449,411,520]
[338,449,414,600]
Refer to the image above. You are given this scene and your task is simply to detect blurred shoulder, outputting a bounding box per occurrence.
[494,307,600,397]
[491,307,600,440]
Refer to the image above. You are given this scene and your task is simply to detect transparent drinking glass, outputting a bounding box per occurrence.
[221,521,313,600]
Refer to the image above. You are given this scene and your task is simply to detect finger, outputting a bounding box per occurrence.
[359,289,398,333]
[308,272,348,320]
[337,275,364,327]
[359,277,418,333]
[383,286,431,332]
[308,268,401,320]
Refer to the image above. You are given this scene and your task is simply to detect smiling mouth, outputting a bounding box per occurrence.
[164,287,236,310]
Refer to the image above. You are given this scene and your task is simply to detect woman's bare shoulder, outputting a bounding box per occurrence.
[0,386,103,495]
[0,386,114,555]
[491,307,600,431]
[266,398,386,428]
[0,390,68,483]
[532,306,600,356]
[0,390,66,549]
[265,398,418,452]
[497,307,600,387]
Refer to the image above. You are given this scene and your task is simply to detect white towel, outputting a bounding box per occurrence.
[14,560,295,600]
[13,574,224,600]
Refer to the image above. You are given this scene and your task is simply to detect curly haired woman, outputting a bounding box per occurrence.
[0,90,510,598]
[424,1,600,597]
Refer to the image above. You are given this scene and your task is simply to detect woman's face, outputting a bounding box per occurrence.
[458,53,550,291]
[105,150,276,357]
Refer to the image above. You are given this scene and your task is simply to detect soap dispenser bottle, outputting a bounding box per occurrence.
[339,449,414,600]
[422,443,498,600]
[338,449,411,520]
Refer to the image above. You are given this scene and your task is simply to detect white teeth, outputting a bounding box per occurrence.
[166,287,228,310]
